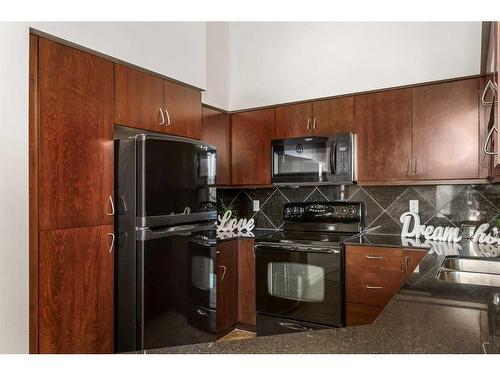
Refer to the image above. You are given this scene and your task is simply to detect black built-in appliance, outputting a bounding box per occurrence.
[255,201,364,336]
[114,126,217,352]
[271,133,356,186]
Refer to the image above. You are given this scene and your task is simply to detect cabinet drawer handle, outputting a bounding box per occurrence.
[107,233,115,253]
[219,265,227,280]
[164,108,171,126]
[312,117,317,130]
[107,195,115,216]
[306,118,311,130]
[366,255,384,259]
[157,108,165,125]
[366,285,383,289]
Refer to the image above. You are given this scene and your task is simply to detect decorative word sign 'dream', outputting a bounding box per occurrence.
[400,212,462,243]
[217,210,255,233]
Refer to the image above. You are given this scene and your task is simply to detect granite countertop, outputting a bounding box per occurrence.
[147,233,500,354]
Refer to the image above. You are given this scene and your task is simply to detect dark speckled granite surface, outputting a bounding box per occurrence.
[145,234,500,354]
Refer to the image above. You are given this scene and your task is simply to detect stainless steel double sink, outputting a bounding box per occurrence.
[436,257,500,288]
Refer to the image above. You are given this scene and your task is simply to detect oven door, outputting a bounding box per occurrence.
[137,222,217,350]
[255,244,344,327]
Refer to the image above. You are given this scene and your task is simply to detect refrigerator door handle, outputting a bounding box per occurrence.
[137,222,217,241]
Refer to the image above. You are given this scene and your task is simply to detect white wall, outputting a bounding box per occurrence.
[202,22,230,110]
[0,22,30,354]
[32,22,207,89]
[227,22,482,110]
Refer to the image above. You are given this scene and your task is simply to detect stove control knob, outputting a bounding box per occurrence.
[349,207,356,215]
[341,207,348,214]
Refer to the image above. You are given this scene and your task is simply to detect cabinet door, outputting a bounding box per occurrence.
[231,109,276,185]
[163,80,202,140]
[237,239,256,326]
[115,64,164,131]
[216,241,238,334]
[355,89,412,183]
[275,102,312,138]
[39,225,114,353]
[202,107,231,185]
[312,97,354,135]
[412,79,479,180]
[494,22,500,175]
[38,38,114,230]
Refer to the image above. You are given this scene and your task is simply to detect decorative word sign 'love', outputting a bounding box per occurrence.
[217,210,255,233]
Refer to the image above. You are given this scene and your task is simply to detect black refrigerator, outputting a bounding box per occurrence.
[114,128,218,353]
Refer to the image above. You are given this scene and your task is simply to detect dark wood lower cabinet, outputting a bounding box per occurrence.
[237,239,256,326]
[216,241,238,334]
[39,225,114,354]
[345,245,427,327]
[216,238,256,334]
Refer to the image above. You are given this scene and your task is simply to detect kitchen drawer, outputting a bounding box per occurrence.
[346,245,403,271]
[346,266,402,306]
[346,302,384,326]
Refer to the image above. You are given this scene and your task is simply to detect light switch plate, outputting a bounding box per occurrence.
[409,200,419,213]
[253,200,260,212]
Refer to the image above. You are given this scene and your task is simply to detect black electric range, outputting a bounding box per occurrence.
[254,201,364,336]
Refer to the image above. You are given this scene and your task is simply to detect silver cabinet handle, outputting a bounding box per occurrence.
[366,255,384,259]
[413,159,418,175]
[278,322,312,331]
[483,124,498,156]
[107,233,115,253]
[404,256,409,273]
[157,108,165,125]
[306,118,311,130]
[405,158,409,176]
[164,108,171,126]
[312,117,317,130]
[219,265,227,280]
[366,285,383,289]
[107,195,115,216]
[481,80,498,107]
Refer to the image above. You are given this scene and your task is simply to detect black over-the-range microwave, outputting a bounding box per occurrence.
[271,133,356,185]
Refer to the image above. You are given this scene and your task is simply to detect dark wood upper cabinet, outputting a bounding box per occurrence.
[39,225,114,353]
[163,80,202,140]
[312,96,355,135]
[202,107,231,185]
[275,102,313,138]
[231,108,276,185]
[355,89,412,183]
[411,79,479,180]
[114,64,164,131]
[216,240,238,334]
[38,38,114,230]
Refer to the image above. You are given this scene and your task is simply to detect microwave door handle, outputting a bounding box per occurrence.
[330,143,337,174]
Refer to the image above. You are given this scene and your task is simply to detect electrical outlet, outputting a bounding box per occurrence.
[253,200,260,212]
[409,200,419,213]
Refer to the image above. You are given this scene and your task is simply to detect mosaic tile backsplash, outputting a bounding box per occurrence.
[217,184,500,234]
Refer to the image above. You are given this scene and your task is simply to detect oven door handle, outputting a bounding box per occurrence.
[278,321,313,331]
[254,243,340,254]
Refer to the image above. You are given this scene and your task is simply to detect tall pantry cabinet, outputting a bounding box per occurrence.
[30,35,115,353]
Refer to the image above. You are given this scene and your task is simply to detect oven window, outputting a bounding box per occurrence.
[267,262,325,302]
[273,142,327,176]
